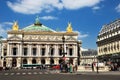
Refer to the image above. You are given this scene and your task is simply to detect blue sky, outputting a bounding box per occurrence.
[0,0,120,50]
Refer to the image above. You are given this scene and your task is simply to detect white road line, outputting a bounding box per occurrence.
[33,72,37,74]
[11,73,14,75]
[39,72,42,74]
[16,73,20,75]
[44,72,48,74]
[22,73,26,75]
[4,73,9,75]
[28,72,32,75]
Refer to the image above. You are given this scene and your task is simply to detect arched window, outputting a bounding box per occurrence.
[50,58,54,64]
[12,58,17,67]
[41,59,45,64]
[23,58,27,64]
[59,59,63,64]
[32,59,36,64]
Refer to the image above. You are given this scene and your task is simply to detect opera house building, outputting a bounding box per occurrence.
[0,17,81,69]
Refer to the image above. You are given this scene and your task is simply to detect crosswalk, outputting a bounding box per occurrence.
[1,71,59,76]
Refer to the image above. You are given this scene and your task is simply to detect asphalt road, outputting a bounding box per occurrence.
[0,69,120,80]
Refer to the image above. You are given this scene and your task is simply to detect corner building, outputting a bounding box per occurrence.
[1,18,81,68]
[97,19,120,64]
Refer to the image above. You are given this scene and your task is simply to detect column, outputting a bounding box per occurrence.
[54,44,57,57]
[7,43,10,56]
[45,45,47,57]
[19,43,22,56]
[17,58,21,68]
[45,58,49,64]
[37,45,40,56]
[46,44,49,57]
[28,44,32,56]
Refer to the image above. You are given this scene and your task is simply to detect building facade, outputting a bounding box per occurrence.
[97,19,120,64]
[0,18,81,68]
[80,49,97,66]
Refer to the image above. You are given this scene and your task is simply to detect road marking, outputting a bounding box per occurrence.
[33,72,37,74]
[4,73,9,75]
[22,73,26,75]
[28,72,32,75]
[39,72,42,74]
[11,73,14,75]
[44,72,48,74]
[16,73,20,75]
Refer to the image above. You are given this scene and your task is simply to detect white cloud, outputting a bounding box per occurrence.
[40,16,58,20]
[81,47,88,51]
[92,6,100,10]
[77,31,88,39]
[62,0,101,10]
[0,22,12,38]
[7,0,103,14]
[116,4,120,13]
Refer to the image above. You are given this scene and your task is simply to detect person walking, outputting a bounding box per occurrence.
[70,63,73,73]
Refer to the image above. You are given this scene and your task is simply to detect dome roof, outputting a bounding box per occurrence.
[22,16,56,32]
[22,24,56,32]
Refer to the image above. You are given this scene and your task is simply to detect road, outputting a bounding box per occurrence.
[0,69,120,80]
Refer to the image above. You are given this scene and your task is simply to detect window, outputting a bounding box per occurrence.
[13,48,17,55]
[23,48,27,56]
[41,48,45,56]
[50,48,54,56]
[69,48,73,56]
[32,48,36,56]
[59,48,62,56]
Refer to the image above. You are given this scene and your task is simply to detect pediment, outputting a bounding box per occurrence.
[66,36,76,41]
[8,36,21,40]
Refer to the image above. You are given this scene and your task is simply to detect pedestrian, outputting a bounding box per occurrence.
[70,63,73,73]
[92,62,94,71]
[60,64,63,72]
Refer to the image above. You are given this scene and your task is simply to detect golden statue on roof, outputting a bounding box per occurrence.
[12,21,19,31]
[66,22,73,32]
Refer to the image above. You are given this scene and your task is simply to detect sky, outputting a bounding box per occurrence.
[0,0,120,50]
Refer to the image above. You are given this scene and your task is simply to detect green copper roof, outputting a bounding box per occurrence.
[22,16,56,32]
[22,24,56,32]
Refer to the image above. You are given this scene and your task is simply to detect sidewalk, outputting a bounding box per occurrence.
[76,71,120,75]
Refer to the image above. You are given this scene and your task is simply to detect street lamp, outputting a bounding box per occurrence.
[96,58,99,73]
[49,45,52,67]
[62,35,65,58]
[61,35,67,72]
[0,36,3,66]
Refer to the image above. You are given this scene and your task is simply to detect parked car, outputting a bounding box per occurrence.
[52,65,60,70]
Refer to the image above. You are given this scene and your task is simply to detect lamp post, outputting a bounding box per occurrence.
[49,46,52,67]
[96,58,99,73]
[61,35,67,72]
[62,35,65,58]
[0,36,3,67]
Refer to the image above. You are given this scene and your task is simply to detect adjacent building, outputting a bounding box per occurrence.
[80,49,97,65]
[0,17,81,68]
[97,19,120,64]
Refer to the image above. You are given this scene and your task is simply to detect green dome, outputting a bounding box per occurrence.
[22,24,56,32]
[22,16,56,32]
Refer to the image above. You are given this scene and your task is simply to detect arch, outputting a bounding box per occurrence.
[50,58,54,64]
[3,61,6,67]
[41,59,45,64]
[12,58,17,67]
[59,59,63,64]
[32,58,36,64]
[69,58,73,64]
[23,58,27,64]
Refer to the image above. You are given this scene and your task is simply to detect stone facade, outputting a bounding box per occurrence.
[97,19,120,63]
[0,18,81,68]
